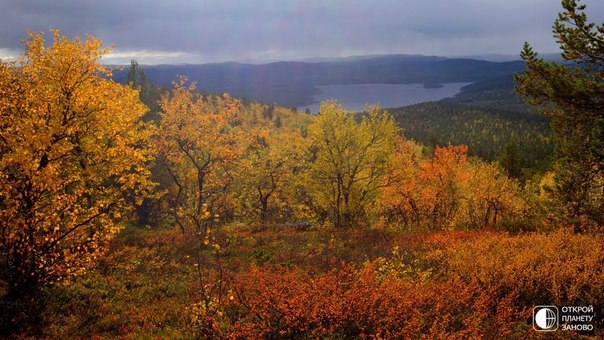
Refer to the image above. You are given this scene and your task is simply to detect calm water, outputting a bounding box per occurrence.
[298,82,471,113]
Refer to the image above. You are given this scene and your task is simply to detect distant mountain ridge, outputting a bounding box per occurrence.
[112,54,527,107]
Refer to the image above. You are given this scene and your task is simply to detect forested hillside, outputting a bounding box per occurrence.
[390,75,553,178]
[1,1,603,337]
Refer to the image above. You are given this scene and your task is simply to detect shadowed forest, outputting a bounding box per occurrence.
[1,1,604,338]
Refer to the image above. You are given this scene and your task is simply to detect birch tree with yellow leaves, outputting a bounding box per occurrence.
[0,31,155,301]
[234,129,309,224]
[308,101,399,228]
[157,77,243,233]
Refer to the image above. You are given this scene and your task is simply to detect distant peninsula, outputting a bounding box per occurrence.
[423,83,445,89]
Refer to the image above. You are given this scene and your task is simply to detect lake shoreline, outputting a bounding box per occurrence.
[298,82,472,113]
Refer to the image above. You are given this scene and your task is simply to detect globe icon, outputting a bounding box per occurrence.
[534,307,557,330]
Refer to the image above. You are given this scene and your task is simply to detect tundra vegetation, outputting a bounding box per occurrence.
[1,1,603,337]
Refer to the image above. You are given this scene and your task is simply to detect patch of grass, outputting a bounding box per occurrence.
[42,226,196,338]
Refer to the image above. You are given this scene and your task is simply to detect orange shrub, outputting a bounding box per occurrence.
[220,261,525,338]
[426,229,604,306]
[215,229,604,338]
[424,228,604,337]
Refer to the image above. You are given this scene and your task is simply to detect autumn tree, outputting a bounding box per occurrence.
[0,30,155,309]
[156,77,243,233]
[308,100,399,227]
[380,143,529,230]
[515,0,604,226]
[461,162,529,230]
[379,138,426,228]
[419,145,471,228]
[155,78,246,336]
[234,129,308,224]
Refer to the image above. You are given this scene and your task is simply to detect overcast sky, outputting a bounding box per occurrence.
[1,0,603,64]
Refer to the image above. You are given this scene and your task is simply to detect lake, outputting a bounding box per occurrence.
[298,82,471,113]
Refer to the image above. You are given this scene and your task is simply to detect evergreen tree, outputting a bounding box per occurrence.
[515,0,604,226]
[498,139,523,181]
[127,59,162,124]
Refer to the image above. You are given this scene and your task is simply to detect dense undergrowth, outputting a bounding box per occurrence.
[26,225,603,339]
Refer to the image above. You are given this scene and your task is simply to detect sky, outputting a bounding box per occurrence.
[1,0,604,65]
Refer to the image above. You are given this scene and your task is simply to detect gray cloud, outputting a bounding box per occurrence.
[1,0,603,64]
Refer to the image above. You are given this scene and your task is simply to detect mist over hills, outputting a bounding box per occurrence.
[112,54,527,108]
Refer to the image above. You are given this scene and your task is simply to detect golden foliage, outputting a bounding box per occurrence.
[381,143,531,230]
[308,100,399,227]
[156,77,243,232]
[0,30,155,297]
[233,128,309,223]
